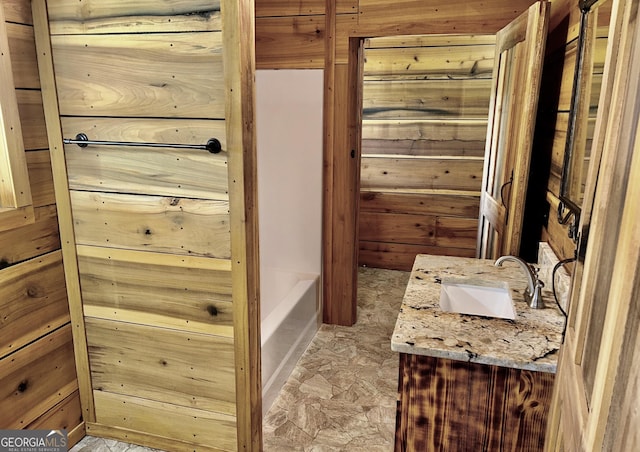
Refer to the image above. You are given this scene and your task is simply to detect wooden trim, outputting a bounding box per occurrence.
[32,0,95,423]
[0,4,33,215]
[221,0,262,449]
[547,0,640,449]
[583,0,640,446]
[322,0,338,323]
[86,422,230,452]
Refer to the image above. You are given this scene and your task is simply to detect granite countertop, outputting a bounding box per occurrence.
[391,254,566,373]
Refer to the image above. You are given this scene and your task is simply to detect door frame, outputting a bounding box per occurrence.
[322,0,543,325]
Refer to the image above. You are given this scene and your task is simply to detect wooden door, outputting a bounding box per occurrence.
[34,0,260,450]
[477,1,549,259]
[546,0,640,449]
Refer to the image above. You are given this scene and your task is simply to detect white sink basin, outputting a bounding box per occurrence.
[439,278,516,320]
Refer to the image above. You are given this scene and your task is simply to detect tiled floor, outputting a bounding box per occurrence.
[70,267,409,451]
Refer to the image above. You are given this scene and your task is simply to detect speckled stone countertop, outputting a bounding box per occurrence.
[391,254,566,373]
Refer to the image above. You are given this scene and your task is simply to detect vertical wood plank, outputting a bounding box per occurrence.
[222,0,262,449]
[32,0,95,422]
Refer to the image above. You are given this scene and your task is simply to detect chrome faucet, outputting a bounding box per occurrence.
[494,255,545,309]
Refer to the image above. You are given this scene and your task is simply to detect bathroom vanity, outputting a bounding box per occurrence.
[392,254,565,451]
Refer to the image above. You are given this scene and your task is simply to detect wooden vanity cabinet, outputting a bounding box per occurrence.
[395,353,554,451]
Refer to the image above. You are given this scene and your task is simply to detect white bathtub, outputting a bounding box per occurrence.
[261,269,321,415]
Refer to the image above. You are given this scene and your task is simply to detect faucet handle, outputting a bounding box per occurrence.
[529,278,545,308]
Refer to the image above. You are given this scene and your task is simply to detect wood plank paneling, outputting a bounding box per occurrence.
[78,246,233,336]
[357,0,537,36]
[1,3,78,437]
[26,150,55,207]
[51,32,224,118]
[70,191,231,259]
[362,119,488,142]
[360,191,480,217]
[46,0,221,34]
[364,45,495,79]
[62,120,228,201]
[435,216,478,249]
[365,34,497,49]
[0,205,60,265]
[86,318,236,416]
[0,324,78,428]
[361,156,483,191]
[359,241,476,271]
[363,79,492,119]
[7,23,39,89]
[359,211,436,245]
[93,391,237,451]
[362,138,486,156]
[28,390,83,435]
[0,251,69,358]
[256,15,325,69]
[359,34,492,271]
[255,0,325,17]
[2,0,32,25]
[17,90,48,151]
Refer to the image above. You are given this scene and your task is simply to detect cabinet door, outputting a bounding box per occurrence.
[477,1,549,259]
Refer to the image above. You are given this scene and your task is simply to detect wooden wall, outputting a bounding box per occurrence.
[358,34,494,270]
[0,0,83,444]
[33,0,259,449]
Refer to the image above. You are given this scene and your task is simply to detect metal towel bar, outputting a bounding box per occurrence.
[63,133,222,154]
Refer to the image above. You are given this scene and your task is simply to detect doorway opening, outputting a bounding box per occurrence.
[357,34,496,272]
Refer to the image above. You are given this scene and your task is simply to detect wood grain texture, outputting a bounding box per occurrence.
[365,34,496,49]
[222,0,263,448]
[17,90,48,151]
[52,32,224,118]
[86,317,236,416]
[359,241,476,271]
[61,116,227,199]
[362,119,488,143]
[361,156,483,191]
[359,191,480,218]
[0,4,33,210]
[0,205,60,265]
[395,353,554,452]
[255,0,325,17]
[364,45,495,79]
[46,0,221,34]
[0,324,78,428]
[435,216,478,249]
[363,79,492,119]
[2,0,32,24]
[359,211,437,246]
[27,390,84,444]
[0,251,69,359]
[78,246,233,337]
[6,23,40,89]
[256,15,325,69]
[362,138,486,156]
[33,0,94,422]
[357,0,537,36]
[26,150,55,207]
[92,391,237,451]
[70,190,231,259]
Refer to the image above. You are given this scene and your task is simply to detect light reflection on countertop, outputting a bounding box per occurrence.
[391,254,566,373]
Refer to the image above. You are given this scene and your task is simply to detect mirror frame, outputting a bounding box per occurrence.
[558,0,607,231]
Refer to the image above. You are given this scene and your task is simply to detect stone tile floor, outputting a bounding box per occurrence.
[70,267,409,452]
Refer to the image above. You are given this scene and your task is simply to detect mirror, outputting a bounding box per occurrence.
[559,0,612,226]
